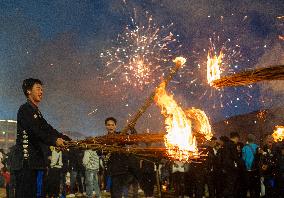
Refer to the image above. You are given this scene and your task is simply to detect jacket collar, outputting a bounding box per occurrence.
[26,99,39,111]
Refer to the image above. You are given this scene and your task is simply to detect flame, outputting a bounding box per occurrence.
[207,49,223,86]
[154,82,198,161]
[279,35,284,41]
[185,108,213,141]
[272,126,284,142]
[173,57,187,67]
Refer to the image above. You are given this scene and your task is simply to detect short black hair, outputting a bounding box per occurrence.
[247,134,256,143]
[220,136,229,143]
[230,132,240,139]
[105,117,117,125]
[22,78,43,97]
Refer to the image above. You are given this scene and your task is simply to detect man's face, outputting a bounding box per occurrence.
[105,120,116,134]
[28,83,43,104]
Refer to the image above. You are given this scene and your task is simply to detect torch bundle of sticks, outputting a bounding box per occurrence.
[212,65,284,88]
[66,136,167,158]
[65,132,209,161]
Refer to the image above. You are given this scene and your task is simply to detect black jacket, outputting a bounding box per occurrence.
[13,101,69,170]
[220,140,240,172]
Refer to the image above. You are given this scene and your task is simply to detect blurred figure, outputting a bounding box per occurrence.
[83,149,101,198]
[235,142,246,198]
[220,132,240,198]
[47,146,63,198]
[139,158,155,198]
[6,145,16,198]
[260,135,276,198]
[2,167,11,198]
[206,137,223,198]
[68,149,85,197]
[242,134,260,198]
[104,117,129,198]
[172,160,186,197]
[275,144,284,197]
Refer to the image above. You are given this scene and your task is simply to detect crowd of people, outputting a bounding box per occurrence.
[166,132,284,198]
[2,78,284,198]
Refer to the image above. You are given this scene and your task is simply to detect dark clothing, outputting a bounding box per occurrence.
[260,145,276,197]
[206,147,222,198]
[107,152,128,177]
[111,174,128,198]
[275,154,284,197]
[220,140,240,172]
[243,170,260,198]
[68,149,84,172]
[47,167,61,197]
[219,140,240,198]
[15,101,69,170]
[15,168,37,198]
[185,161,206,198]
[140,160,155,197]
[15,101,70,198]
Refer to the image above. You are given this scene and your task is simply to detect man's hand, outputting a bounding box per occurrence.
[56,138,66,147]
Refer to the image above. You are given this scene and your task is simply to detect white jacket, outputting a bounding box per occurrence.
[83,149,100,170]
[50,149,63,168]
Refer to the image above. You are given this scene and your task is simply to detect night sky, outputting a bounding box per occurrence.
[0,0,283,137]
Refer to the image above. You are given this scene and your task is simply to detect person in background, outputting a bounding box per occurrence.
[172,160,186,197]
[47,146,63,198]
[242,134,260,198]
[6,145,16,198]
[2,167,11,198]
[68,149,85,197]
[259,135,276,198]
[220,132,240,198]
[139,156,155,198]
[206,137,223,198]
[83,148,101,198]
[275,144,284,197]
[104,117,129,198]
[235,142,246,198]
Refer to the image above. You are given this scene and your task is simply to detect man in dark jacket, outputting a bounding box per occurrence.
[220,132,241,198]
[104,117,129,198]
[14,78,70,198]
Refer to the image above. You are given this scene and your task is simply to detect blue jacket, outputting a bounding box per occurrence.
[242,143,258,170]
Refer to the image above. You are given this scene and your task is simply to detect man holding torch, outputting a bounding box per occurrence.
[12,78,71,198]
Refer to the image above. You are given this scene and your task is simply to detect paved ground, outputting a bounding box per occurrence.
[0,188,6,198]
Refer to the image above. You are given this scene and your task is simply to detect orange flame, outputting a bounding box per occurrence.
[185,108,213,141]
[154,82,198,161]
[272,126,284,142]
[207,50,223,86]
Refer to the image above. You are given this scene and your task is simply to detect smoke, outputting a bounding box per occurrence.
[257,43,284,108]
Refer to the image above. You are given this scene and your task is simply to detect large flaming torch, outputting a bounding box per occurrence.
[207,49,223,86]
[154,82,198,161]
[121,57,186,134]
[211,65,284,88]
